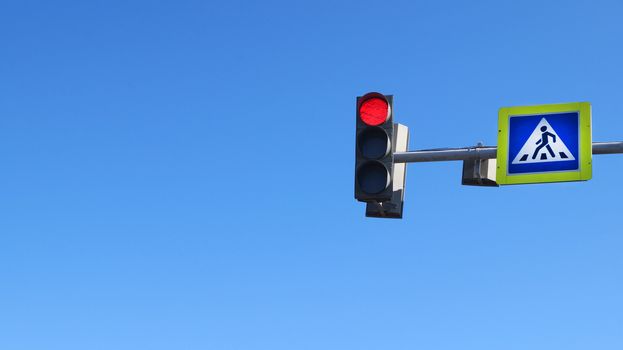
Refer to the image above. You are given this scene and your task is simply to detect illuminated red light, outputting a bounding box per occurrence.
[359,97,389,126]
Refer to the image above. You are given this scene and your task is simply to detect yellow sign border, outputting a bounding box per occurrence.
[496,102,592,185]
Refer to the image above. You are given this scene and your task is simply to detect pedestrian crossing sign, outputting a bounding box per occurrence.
[496,102,592,185]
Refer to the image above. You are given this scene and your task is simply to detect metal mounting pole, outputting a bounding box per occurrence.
[394,141,623,163]
[592,141,623,155]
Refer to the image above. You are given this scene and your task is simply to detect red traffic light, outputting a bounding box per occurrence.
[359,94,390,126]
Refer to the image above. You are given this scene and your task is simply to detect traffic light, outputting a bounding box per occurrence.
[355,92,396,203]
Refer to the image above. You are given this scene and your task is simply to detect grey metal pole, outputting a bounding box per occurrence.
[394,141,623,163]
[593,141,623,154]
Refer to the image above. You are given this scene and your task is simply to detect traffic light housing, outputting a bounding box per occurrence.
[355,92,395,202]
[365,123,409,218]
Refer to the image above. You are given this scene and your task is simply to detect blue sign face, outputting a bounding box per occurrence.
[507,112,579,175]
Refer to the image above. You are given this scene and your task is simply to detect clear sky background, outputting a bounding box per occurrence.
[2,0,623,349]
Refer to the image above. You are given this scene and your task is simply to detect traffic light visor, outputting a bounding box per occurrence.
[356,161,390,194]
[357,127,391,159]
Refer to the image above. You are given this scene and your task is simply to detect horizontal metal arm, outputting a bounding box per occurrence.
[393,141,623,163]
[592,141,623,154]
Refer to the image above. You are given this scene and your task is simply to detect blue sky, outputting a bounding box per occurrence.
[2,0,623,349]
